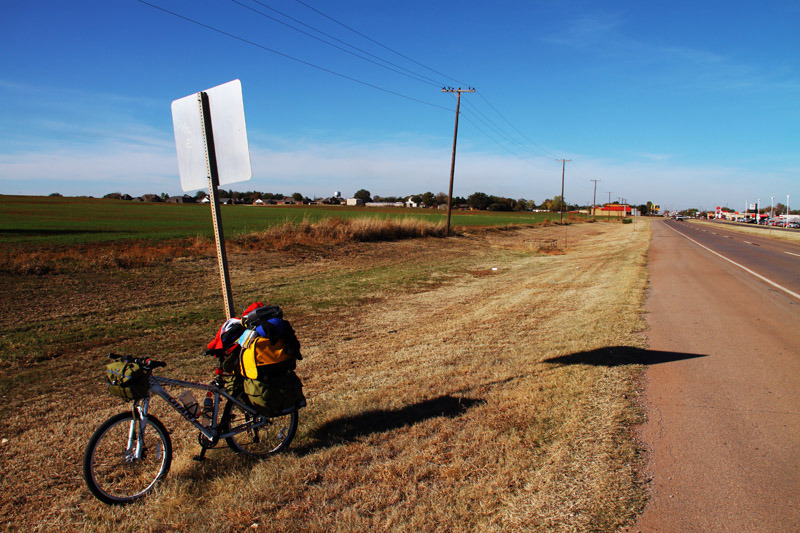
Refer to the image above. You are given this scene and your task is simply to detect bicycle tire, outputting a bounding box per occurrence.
[83,411,172,505]
[222,399,298,458]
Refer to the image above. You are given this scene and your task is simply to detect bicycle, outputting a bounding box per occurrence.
[83,352,300,505]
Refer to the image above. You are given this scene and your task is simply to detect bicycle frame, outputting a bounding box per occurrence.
[128,375,270,456]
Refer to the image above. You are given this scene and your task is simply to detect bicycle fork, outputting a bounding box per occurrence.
[128,398,151,461]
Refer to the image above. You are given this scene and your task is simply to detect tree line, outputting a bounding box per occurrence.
[101,189,658,214]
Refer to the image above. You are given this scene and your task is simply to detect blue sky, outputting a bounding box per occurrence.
[1,0,798,211]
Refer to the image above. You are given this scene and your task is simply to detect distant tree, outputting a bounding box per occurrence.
[420,191,436,207]
[467,192,491,210]
[194,190,207,200]
[354,189,372,203]
[434,192,449,206]
[48,192,62,197]
[292,192,304,202]
[452,196,467,206]
[104,192,122,200]
[545,195,565,212]
[410,194,422,204]
[160,192,170,200]
[489,196,515,210]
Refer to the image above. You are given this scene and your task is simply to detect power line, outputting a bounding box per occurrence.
[235,0,443,87]
[460,99,554,160]
[292,0,468,86]
[475,91,558,159]
[136,0,452,112]
[455,111,556,172]
[140,0,576,194]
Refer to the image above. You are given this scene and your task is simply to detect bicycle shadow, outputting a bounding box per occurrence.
[293,394,484,456]
[542,346,707,367]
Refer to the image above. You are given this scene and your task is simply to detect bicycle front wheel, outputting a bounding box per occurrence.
[223,399,298,458]
[83,412,172,505]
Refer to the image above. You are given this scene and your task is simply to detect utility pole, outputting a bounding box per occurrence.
[590,179,600,220]
[556,158,571,223]
[442,86,475,236]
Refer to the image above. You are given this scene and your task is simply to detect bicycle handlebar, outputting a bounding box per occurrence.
[108,353,167,370]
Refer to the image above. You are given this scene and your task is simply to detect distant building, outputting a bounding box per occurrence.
[366,202,404,208]
[594,204,630,217]
[346,198,364,206]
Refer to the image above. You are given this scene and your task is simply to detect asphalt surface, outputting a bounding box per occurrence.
[633,219,800,532]
[668,220,800,296]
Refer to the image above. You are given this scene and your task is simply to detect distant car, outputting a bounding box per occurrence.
[789,222,800,229]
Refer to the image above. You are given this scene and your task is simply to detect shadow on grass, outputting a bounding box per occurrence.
[543,346,707,367]
[295,394,484,455]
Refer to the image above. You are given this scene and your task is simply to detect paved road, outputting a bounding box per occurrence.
[634,219,800,532]
[671,220,800,296]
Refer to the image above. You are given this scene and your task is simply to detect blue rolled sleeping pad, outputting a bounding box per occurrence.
[255,318,286,344]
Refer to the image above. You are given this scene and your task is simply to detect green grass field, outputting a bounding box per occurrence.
[0,195,566,245]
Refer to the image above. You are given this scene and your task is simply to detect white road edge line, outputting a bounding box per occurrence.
[786,251,800,258]
[665,223,800,302]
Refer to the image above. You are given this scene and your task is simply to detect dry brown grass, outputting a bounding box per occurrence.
[0,237,214,275]
[0,220,651,531]
[0,218,450,275]
[236,217,449,251]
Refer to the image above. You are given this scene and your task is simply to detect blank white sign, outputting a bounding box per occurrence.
[171,79,252,192]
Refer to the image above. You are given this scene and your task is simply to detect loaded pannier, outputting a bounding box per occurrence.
[106,361,149,400]
[210,302,306,416]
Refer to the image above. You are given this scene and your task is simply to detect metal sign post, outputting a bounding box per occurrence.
[172,80,252,320]
[198,91,235,319]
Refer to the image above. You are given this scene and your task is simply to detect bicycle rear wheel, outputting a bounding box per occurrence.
[83,412,172,505]
[223,399,298,458]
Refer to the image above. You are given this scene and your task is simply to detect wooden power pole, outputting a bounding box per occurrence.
[590,179,600,220]
[442,86,475,236]
[556,159,571,223]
